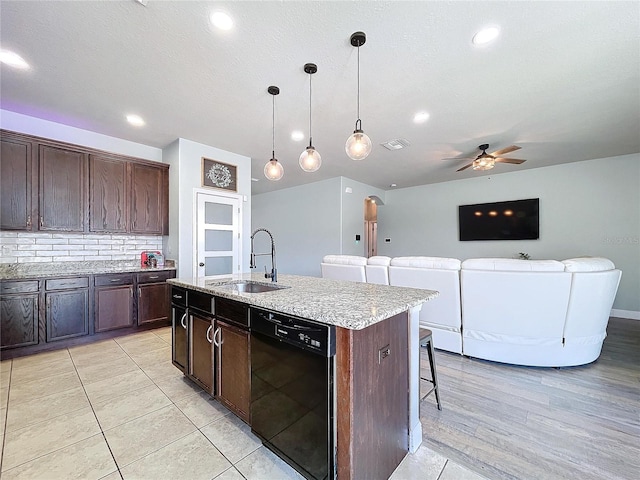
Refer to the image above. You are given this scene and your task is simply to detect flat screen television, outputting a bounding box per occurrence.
[459,198,539,241]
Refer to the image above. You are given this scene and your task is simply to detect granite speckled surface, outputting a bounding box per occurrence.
[0,260,176,280]
[168,273,438,330]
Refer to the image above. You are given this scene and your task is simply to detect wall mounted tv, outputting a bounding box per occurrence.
[459,198,539,241]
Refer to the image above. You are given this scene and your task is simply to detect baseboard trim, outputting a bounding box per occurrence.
[611,309,640,320]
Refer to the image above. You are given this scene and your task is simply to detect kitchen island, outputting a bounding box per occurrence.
[168,273,438,480]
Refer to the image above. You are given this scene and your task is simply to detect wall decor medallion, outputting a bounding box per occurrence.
[202,157,237,191]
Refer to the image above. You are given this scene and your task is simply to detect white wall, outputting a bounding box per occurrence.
[0,110,162,161]
[377,154,640,312]
[340,178,386,256]
[252,177,343,277]
[165,138,252,278]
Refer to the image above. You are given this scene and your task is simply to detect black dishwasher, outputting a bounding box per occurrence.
[250,308,336,480]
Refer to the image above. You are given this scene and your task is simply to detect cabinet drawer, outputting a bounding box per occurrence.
[46,277,89,290]
[95,273,134,286]
[0,280,39,294]
[188,290,214,315]
[171,286,187,307]
[138,270,175,284]
[216,297,249,328]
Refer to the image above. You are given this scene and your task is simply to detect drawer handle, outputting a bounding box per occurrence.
[180,313,187,329]
[110,279,120,282]
[149,275,159,279]
[4,287,16,291]
[173,294,183,300]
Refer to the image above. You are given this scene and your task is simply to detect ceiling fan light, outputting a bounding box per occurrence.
[473,155,495,171]
[264,158,284,181]
[299,146,322,172]
[345,129,372,161]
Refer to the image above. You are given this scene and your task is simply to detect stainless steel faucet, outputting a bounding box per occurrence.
[250,228,277,282]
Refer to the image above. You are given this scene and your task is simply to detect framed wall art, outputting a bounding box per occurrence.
[202,157,237,192]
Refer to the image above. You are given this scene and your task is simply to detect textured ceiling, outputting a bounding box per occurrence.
[1,1,639,195]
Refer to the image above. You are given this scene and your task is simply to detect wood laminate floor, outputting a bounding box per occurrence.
[420,317,640,480]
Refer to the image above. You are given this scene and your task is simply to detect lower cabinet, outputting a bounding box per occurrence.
[217,320,250,422]
[0,280,39,350]
[137,271,174,325]
[189,312,214,393]
[171,287,188,373]
[45,277,89,342]
[94,274,134,333]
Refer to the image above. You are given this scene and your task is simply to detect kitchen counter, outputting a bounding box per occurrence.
[0,260,176,280]
[168,273,437,330]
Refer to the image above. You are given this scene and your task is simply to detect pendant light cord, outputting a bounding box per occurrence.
[357,41,360,121]
[308,72,313,147]
[272,92,275,158]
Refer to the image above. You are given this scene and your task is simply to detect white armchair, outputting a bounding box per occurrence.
[320,255,367,282]
[365,256,391,285]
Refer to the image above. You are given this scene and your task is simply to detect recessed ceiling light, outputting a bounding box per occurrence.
[291,130,305,141]
[0,50,30,69]
[390,183,397,188]
[413,112,430,124]
[251,177,259,182]
[210,11,233,31]
[472,26,500,46]
[126,114,145,127]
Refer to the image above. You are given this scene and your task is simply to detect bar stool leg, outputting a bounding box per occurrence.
[425,337,442,410]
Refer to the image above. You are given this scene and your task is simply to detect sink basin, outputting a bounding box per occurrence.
[217,281,289,294]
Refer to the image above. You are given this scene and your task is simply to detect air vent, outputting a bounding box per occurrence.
[381,138,410,150]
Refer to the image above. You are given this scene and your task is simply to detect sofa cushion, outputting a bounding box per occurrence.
[390,256,461,270]
[462,258,564,272]
[367,256,391,266]
[562,257,615,272]
[322,255,367,266]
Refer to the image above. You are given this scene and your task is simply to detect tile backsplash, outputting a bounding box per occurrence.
[0,232,163,263]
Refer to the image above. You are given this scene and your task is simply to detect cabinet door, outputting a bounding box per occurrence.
[130,163,168,235]
[138,282,170,325]
[89,155,128,233]
[39,145,87,232]
[0,294,38,350]
[172,305,188,373]
[95,285,134,332]
[0,135,35,230]
[190,314,214,393]
[46,289,89,341]
[217,321,250,422]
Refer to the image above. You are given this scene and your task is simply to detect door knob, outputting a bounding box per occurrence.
[199,262,204,267]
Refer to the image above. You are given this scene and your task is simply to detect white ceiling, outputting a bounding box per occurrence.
[1,1,639,195]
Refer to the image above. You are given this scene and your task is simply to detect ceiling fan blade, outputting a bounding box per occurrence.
[442,156,473,161]
[491,145,521,156]
[495,157,526,165]
[456,162,474,172]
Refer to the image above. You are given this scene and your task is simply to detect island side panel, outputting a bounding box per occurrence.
[336,311,409,480]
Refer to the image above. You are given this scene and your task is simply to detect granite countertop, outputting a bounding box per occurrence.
[0,260,176,280]
[168,273,438,330]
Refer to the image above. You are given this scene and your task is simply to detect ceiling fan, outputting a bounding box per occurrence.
[449,144,527,172]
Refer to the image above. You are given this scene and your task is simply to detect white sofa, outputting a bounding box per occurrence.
[365,256,392,285]
[389,257,463,354]
[320,255,367,282]
[320,254,621,367]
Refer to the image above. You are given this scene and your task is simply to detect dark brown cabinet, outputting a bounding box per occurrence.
[137,270,174,325]
[217,320,251,422]
[94,274,134,332]
[45,277,89,342]
[39,145,87,232]
[130,163,168,235]
[190,313,214,393]
[171,286,188,373]
[0,281,39,350]
[0,135,35,230]
[89,155,128,233]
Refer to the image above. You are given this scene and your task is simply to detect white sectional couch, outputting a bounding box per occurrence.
[320,254,621,367]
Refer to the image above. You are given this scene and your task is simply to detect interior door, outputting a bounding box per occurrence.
[196,192,241,278]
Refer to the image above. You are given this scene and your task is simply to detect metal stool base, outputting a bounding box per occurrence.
[419,328,442,410]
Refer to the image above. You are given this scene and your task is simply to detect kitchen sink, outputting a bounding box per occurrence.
[216,281,290,293]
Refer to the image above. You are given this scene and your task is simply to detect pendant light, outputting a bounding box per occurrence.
[345,31,372,161]
[299,63,322,172]
[264,86,284,181]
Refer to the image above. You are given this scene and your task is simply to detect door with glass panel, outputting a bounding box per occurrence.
[196,192,241,278]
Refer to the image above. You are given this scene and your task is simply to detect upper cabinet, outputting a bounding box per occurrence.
[0,130,169,235]
[89,155,128,233]
[130,163,169,235]
[39,145,87,232]
[0,135,36,230]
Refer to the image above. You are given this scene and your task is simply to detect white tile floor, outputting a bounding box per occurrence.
[0,327,489,479]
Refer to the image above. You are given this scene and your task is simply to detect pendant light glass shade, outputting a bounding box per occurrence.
[346,32,371,161]
[299,144,322,172]
[264,86,284,181]
[300,63,321,173]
